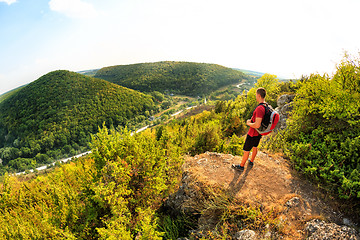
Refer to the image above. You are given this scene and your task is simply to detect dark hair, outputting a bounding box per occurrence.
[256,87,266,98]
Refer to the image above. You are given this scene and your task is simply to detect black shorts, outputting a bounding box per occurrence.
[243,134,262,151]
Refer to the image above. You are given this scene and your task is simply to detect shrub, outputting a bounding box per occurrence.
[281,54,360,201]
[90,126,183,239]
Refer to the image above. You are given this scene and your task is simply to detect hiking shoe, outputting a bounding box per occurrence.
[232,164,244,171]
[248,159,254,166]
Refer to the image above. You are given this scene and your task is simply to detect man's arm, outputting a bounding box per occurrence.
[246,117,262,129]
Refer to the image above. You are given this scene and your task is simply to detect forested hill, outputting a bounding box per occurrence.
[94,61,250,96]
[0,70,156,173]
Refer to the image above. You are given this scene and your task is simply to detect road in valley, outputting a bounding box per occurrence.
[15,125,151,176]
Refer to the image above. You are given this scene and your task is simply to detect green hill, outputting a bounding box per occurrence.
[94,61,250,96]
[0,70,156,172]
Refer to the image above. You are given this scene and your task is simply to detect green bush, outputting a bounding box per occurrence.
[90,126,183,239]
[281,54,360,201]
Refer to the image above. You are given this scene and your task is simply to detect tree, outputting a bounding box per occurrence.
[254,73,279,106]
[333,52,360,93]
[90,126,183,239]
[151,91,164,102]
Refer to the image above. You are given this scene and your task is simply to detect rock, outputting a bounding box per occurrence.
[343,217,357,227]
[343,218,352,225]
[164,171,195,214]
[305,219,360,239]
[205,151,222,158]
[275,94,295,131]
[280,102,293,116]
[285,197,300,208]
[277,94,295,108]
[234,230,256,240]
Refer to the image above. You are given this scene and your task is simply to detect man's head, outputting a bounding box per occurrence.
[256,87,266,102]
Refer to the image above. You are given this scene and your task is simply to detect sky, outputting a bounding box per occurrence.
[1,0,360,95]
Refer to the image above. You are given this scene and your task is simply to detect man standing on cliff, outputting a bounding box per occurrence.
[232,87,266,171]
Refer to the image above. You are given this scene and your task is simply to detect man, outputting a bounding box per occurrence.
[232,87,266,171]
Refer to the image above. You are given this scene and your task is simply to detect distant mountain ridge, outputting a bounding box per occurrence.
[0,85,26,104]
[94,61,252,96]
[0,64,260,99]
[77,69,100,77]
[234,68,288,80]
[233,68,265,78]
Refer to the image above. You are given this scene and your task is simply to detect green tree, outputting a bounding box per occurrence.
[254,73,279,107]
[244,74,279,119]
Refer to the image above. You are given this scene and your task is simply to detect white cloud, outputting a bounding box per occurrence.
[0,0,16,5]
[49,0,98,19]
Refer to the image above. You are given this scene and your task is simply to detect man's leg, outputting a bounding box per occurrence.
[232,134,253,170]
[250,147,258,162]
[240,150,250,167]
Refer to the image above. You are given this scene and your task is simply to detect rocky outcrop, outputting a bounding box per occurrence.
[234,230,256,240]
[165,152,230,215]
[275,94,295,131]
[165,151,360,240]
[305,219,360,239]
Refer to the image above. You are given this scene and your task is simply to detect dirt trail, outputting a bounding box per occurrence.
[183,151,347,238]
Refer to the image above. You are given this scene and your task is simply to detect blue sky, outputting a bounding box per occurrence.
[1,0,360,95]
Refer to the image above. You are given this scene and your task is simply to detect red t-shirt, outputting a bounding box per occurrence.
[248,104,265,137]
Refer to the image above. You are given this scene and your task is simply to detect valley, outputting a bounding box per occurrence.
[0,58,359,239]
[0,62,255,175]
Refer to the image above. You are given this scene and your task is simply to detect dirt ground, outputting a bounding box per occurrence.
[183,150,355,238]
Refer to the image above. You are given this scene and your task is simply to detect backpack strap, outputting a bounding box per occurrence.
[258,102,268,108]
[254,102,266,112]
[258,102,269,113]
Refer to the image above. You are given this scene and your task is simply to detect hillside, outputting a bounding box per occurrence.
[0,70,156,173]
[94,61,251,96]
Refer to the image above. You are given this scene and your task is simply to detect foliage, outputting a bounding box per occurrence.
[157,213,195,240]
[0,70,156,173]
[3,53,360,238]
[90,125,183,239]
[0,123,184,239]
[176,182,284,239]
[279,54,360,202]
[0,157,98,239]
[278,80,299,94]
[243,74,280,119]
[95,61,251,96]
[208,83,253,102]
[157,96,250,158]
